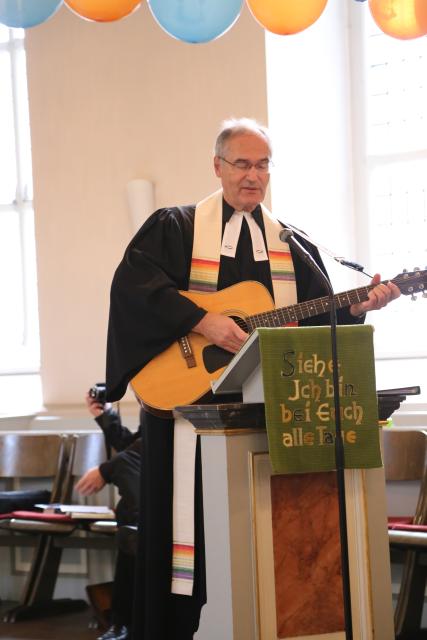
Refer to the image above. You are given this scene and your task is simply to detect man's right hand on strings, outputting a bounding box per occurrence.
[193,312,247,353]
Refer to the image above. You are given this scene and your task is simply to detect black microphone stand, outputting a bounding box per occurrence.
[280,229,353,640]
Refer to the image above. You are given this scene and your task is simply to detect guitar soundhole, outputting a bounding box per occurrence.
[202,316,248,374]
[230,316,248,332]
[203,346,233,374]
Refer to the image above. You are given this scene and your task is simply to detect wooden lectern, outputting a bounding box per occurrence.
[177,331,394,640]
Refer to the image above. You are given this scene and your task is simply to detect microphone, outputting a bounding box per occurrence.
[279,228,325,274]
[279,227,294,243]
[338,259,365,273]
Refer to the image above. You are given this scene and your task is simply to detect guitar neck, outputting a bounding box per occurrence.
[246,283,375,331]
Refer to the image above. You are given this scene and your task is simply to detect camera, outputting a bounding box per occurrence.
[88,383,106,404]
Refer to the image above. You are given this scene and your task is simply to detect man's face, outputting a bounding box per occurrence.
[214,133,271,212]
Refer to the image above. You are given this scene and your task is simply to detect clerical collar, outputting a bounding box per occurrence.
[222,199,263,227]
[221,199,268,261]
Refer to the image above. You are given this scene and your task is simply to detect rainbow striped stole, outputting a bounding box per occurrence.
[172,542,195,583]
[187,257,219,293]
[268,249,296,281]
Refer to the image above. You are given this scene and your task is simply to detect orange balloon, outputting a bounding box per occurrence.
[65,0,141,22]
[369,0,427,39]
[246,0,328,36]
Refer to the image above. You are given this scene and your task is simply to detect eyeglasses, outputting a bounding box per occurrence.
[218,156,273,174]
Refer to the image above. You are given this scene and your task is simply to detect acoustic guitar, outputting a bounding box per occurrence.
[130,269,427,411]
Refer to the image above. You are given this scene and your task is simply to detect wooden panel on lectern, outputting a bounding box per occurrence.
[270,472,344,638]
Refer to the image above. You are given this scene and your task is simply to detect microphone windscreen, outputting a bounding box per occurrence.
[279,228,293,243]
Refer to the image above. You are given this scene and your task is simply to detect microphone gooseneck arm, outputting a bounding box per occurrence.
[280,227,353,640]
[279,223,372,278]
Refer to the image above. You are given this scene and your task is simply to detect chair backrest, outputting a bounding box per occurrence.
[60,432,108,503]
[0,433,68,502]
[382,429,427,524]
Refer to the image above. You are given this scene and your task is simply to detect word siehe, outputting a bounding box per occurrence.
[281,350,339,379]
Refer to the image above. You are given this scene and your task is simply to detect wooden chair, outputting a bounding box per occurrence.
[0,433,74,621]
[0,433,67,503]
[1,432,116,622]
[383,428,427,639]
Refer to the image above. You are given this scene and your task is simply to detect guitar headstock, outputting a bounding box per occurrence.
[392,268,427,299]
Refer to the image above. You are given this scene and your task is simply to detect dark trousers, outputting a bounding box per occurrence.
[112,549,135,626]
[110,449,140,627]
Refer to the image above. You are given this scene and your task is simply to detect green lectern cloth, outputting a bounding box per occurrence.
[258,325,381,474]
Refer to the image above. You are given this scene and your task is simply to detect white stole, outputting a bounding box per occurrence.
[172,189,297,596]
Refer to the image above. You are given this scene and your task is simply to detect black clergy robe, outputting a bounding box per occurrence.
[106,199,362,640]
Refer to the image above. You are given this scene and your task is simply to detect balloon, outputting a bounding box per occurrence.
[148,0,243,44]
[0,0,63,28]
[246,0,328,36]
[65,0,141,22]
[369,0,427,39]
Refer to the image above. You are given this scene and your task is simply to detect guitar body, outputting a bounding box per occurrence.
[130,281,275,411]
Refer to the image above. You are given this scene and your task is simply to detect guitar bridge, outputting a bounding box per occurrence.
[179,336,197,368]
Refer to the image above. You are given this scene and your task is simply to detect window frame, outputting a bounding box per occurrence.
[0,27,39,377]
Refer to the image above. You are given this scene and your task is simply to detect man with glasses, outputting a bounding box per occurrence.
[105,118,399,640]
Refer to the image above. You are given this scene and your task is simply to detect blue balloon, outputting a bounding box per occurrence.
[148,0,243,44]
[0,0,63,29]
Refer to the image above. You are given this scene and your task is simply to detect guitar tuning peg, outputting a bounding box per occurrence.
[403,268,408,273]
[414,267,420,271]
[411,294,418,301]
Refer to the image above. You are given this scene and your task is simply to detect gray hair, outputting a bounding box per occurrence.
[214,117,273,157]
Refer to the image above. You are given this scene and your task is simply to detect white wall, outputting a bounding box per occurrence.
[266,0,357,294]
[25,3,268,406]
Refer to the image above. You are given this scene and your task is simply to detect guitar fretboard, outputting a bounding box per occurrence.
[246,284,374,331]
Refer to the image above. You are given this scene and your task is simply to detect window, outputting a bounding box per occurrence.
[266,3,426,404]
[356,10,427,360]
[0,26,41,413]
